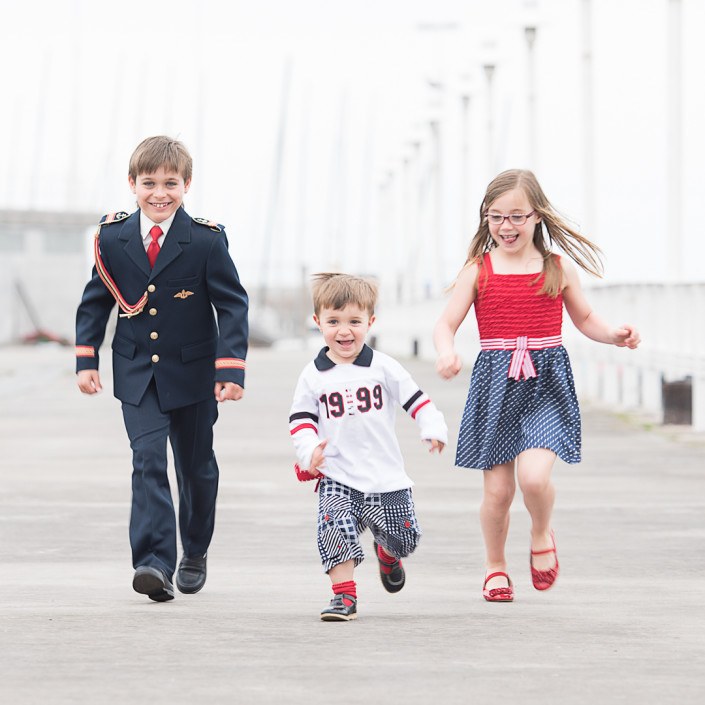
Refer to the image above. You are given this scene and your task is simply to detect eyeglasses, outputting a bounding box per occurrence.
[485,211,536,226]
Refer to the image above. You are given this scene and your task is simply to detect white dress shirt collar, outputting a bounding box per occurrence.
[139,212,176,250]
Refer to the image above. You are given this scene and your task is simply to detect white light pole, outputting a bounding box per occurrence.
[429,116,442,296]
[406,136,422,303]
[524,25,537,170]
[376,171,395,302]
[460,89,471,251]
[668,0,683,281]
[483,63,496,181]
[581,0,595,237]
[400,153,412,304]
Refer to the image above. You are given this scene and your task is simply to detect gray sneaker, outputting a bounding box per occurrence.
[374,541,406,593]
[320,593,357,621]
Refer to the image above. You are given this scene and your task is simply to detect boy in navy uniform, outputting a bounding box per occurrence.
[289,273,447,621]
[76,136,248,602]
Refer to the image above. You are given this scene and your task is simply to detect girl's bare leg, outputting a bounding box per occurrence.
[480,461,516,590]
[517,448,558,571]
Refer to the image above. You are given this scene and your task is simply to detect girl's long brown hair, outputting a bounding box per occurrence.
[465,169,603,297]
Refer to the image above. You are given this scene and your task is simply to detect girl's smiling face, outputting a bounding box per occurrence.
[486,187,540,254]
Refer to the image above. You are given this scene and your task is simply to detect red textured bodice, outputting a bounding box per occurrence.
[474,253,563,339]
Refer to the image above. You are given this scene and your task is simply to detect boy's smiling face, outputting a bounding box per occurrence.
[314,304,375,365]
[129,166,191,224]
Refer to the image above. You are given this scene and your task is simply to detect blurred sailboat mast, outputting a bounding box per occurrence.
[29,52,50,209]
[66,0,82,209]
[258,59,292,310]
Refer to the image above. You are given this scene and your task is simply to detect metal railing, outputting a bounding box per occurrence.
[373,283,705,432]
[566,283,705,431]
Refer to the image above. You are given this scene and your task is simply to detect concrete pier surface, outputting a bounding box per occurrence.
[1,344,703,704]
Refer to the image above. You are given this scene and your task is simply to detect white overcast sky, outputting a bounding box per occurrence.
[0,0,703,294]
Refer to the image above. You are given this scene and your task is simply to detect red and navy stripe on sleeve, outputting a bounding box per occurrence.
[402,390,432,419]
[289,411,319,436]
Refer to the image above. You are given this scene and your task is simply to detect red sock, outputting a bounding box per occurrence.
[332,580,357,606]
[377,544,398,565]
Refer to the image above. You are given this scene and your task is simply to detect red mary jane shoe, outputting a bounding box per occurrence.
[483,571,514,602]
[530,531,560,591]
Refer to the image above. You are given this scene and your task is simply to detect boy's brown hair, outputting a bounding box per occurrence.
[311,273,378,317]
[128,135,193,182]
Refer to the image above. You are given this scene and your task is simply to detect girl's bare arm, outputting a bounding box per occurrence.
[433,263,479,378]
[562,258,640,348]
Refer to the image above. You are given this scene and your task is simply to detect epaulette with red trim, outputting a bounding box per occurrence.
[99,211,129,226]
[192,216,222,233]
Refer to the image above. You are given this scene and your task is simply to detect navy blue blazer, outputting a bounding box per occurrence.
[76,207,249,411]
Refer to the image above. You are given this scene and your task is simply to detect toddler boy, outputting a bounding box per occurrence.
[289,273,446,621]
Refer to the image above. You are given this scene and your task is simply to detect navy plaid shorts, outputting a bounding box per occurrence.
[316,478,422,573]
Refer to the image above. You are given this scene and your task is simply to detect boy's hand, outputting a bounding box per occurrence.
[436,353,462,380]
[306,439,328,477]
[612,324,641,349]
[425,439,445,454]
[77,370,102,394]
[215,382,244,402]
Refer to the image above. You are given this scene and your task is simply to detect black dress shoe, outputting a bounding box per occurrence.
[176,554,207,594]
[132,566,175,602]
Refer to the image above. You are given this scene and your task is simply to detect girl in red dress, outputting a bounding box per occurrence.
[433,169,640,602]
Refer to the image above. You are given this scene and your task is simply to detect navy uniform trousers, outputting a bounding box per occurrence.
[122,379,219,578]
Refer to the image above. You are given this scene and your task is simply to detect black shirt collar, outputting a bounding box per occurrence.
[314,344,373,371]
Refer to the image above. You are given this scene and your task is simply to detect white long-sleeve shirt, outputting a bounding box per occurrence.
[289,345,448,493]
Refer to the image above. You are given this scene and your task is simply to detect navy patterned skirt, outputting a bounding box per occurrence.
[455,347,581,470]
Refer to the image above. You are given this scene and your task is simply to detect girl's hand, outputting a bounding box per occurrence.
[307,439,328,477]
[436,353,462,379]
[425,439,445,454]
[612,324,641,349]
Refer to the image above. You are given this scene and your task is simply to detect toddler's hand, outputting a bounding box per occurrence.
[425,439,445,454]
[307,439,328,476]
[436,353,462,379]
[294,464,320,482]
[613,324,640,349]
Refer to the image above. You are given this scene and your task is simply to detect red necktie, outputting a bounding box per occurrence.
[147,225,162,268]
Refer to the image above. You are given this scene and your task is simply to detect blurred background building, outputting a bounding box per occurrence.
[0,209,96,345]
[0,0,702,427]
